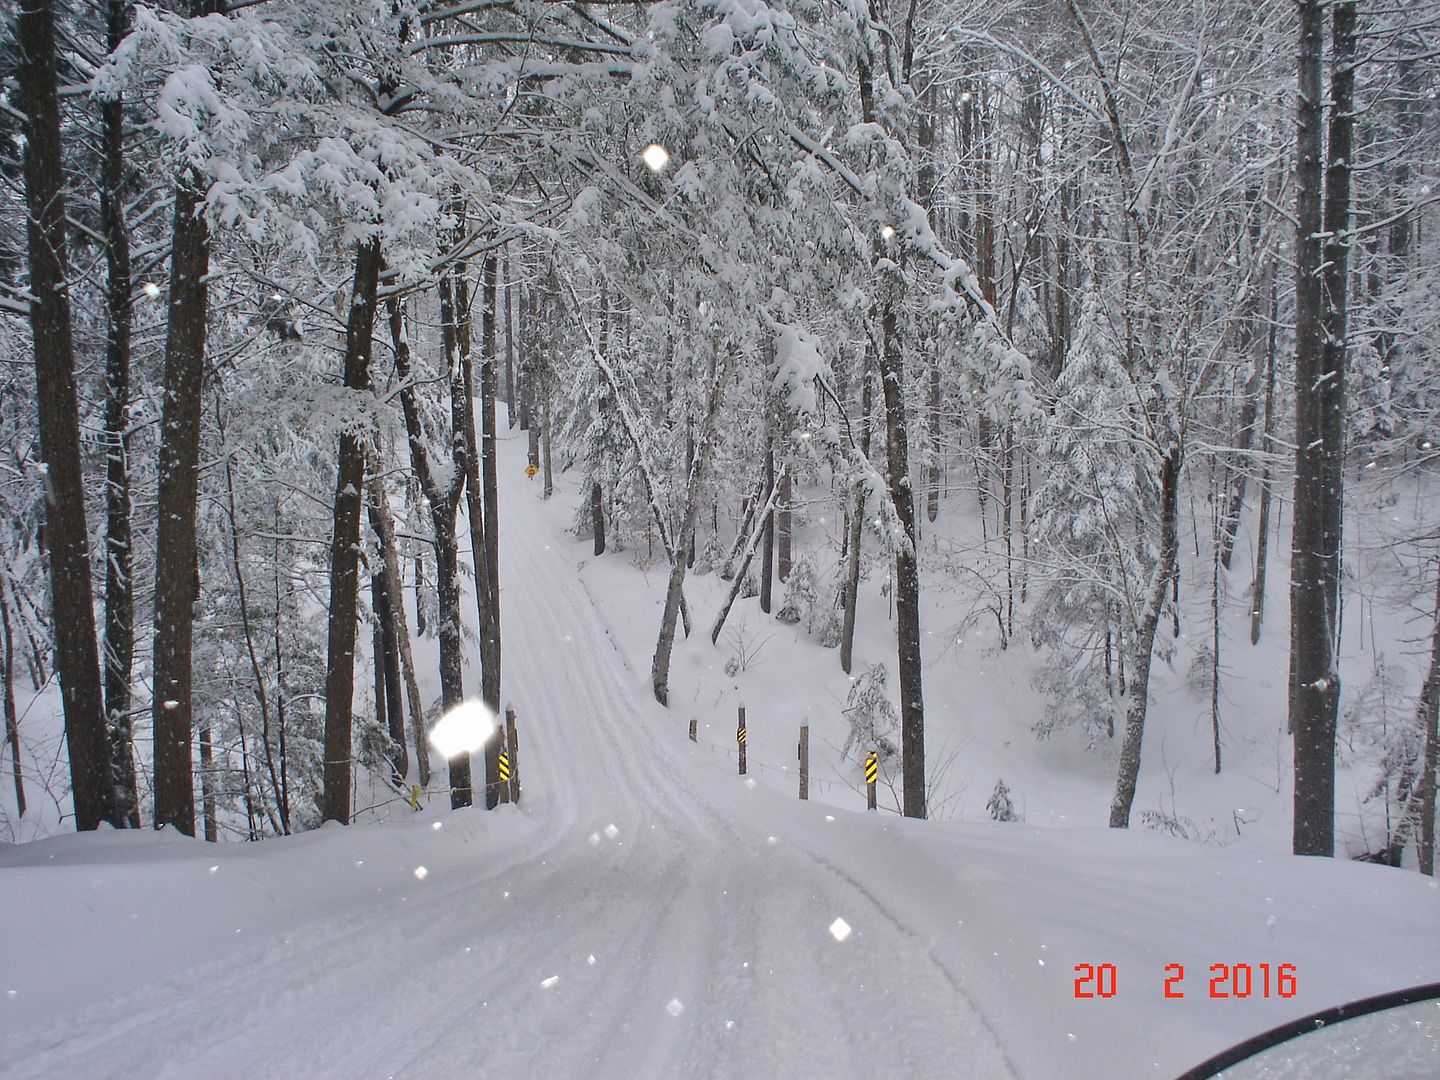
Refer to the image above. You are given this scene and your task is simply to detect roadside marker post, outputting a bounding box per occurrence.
[865,751,878,811]
[737,706,747,775]
[798,724,809,800]
[505,709,520,803]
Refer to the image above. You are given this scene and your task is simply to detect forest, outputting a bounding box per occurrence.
[2,0,1438,876]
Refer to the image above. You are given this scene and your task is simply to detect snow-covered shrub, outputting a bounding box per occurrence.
[987,779,1018,822]
[776,552,820,626]
[841,663,899,763]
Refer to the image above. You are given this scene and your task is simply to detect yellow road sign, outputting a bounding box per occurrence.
[864,753,878,784]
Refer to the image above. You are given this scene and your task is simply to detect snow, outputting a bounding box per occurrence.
[2,419,1439,1078]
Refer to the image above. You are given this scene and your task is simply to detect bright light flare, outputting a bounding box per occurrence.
[428,699,498,759]
[142,282,161,299]
[641,143,671,173]
[880,224,896,240]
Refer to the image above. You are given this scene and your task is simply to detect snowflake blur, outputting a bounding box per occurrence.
[428,699,498,759]
[641,143,670,173]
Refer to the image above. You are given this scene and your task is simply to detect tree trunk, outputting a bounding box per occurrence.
[1289,0,1353,857]
[319,236,382,825]
[371,572,407,786]
[198,724,217,842]
[221,439,287,832]
[364,461,429,788]
[461,255,503,809]
[760,429,775,614]
[434,513,468,807]
[1110,450,1181,828]
[1,578,25,819]
[100,0,140,829]
[590,482,606,556]
[878,302,926,820]
[711,476,785,646]
[504,249,517,425]
[652,354,736,705]
[1419,567,1440,876]
[1251,273,1280,646]
[777,468,793,582]
[479,256,502,719]
[19,0,122,831]
[841,343,874,675]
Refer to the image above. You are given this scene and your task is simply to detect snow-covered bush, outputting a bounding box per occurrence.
[776,552,820,627]
[987,779,1018,822]
[841,663,899,763]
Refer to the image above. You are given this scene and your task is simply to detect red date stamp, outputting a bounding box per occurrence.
[1073,962,1297,1000]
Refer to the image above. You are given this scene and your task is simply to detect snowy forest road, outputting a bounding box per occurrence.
[1,429,1019,1080]
[7,426,1436,1080]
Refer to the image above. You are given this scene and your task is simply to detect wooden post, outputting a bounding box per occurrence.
[689,717,697,743]
[737,705,747,775]
[505,709,519,803]
[798,724,809,800]
[865,750,878,811]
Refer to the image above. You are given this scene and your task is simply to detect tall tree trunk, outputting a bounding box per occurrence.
[651,356,736,705]
[878,303,926,820]
[759,428,775,614]
[371,572,407,786]
[433,512,468,806]
[1419,568,1440,876]
[19,0,121,831]
[1110,450,1181,827]
[777,468,793,583]
[364,461,429,788]
[841,344,874,675]
[320,236,382,825]
[100,0,140,829]
[221,439,287,832]
[504,249,517,425]
[461,255,503,809]
[1251,280,1280,645]
[1289,0,1353,857]
[151,0,228,834]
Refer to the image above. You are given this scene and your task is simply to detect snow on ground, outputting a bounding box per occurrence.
[3,423,1440,1079]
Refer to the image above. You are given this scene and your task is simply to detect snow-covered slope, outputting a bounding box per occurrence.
[3,426,1439,1080]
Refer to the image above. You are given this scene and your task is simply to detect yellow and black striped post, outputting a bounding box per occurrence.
[497,748,512,805]
[737,706,747,775]
[865,750,878,811]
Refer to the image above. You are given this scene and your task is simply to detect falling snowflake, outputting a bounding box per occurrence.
[829,918,852,942]
[540,976,560,989]
[642,144,671,173]
[413,866,428,880]
[604,823,619,839]
[666,998,685,1017]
